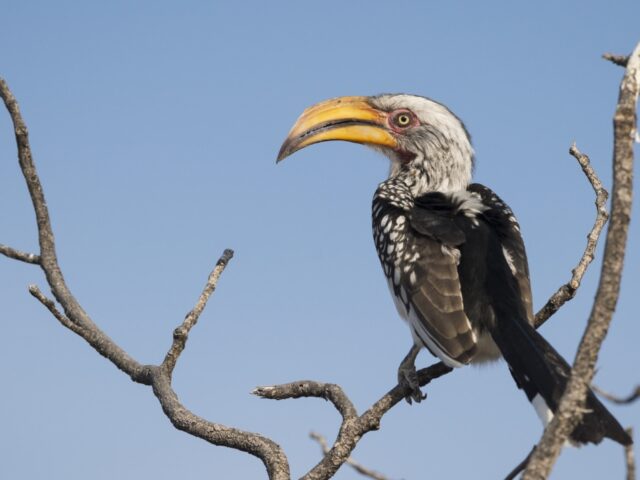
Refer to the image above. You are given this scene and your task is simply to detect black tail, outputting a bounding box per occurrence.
[490,316,631,446]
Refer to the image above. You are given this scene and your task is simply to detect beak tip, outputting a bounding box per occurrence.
[276,143,293,163]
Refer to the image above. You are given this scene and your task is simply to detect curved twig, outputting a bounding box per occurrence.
[253,381,357,421]
[603,53,630,67]
[593,384,640,405]
[534,145,609,328]
[523,42,640,480]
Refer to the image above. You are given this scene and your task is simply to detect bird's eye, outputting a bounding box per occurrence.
[392,111,414,128]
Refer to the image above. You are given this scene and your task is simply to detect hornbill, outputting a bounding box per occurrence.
[277,94,631,446]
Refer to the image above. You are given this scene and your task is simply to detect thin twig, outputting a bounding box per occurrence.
[593,384,640,405]
[0,244,40,264]
[604,53,630,67]
[625,428,636,480]
[523,41,640,480]
[253,381,358,420]
[504,446,536,480]
[162,248,234,375]
[28,284,83,335]
[309,432,391,480]
[534,144,609,328]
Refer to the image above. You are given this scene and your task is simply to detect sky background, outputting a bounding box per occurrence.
[1,1,638,479]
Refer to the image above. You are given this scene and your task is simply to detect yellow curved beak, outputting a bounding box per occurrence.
[277,96,398,162]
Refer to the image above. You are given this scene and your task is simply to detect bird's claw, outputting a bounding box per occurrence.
[398,363,427,404]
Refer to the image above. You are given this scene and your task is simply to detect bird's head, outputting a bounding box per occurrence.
[277,94,474,194]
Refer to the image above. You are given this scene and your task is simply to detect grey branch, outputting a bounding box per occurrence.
[253,381,357,420]
[0,244,40,264]
[0,77,146,382]
[604,53,630,67]
[0,77,290,480]
[626,428,636,480]
[522,41,640,480]
[593,384,640,405]
[254,362,452,479]
[162,248,234,376]
[534,144,609,328]
[28,284,83,335]
[309,432,391,480]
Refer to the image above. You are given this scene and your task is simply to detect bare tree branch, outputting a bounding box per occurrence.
[0,77,291,480]
[604,53,630,67]
[593,384,640,405]
[254,381,358,420]
[0,77,148,382]
[523,41,640,480]
[254,362,452,479]
[626,428,636,480]
[0,244,40,264]
[28,284,83,335]
[162,248,234,376]
[151,368,290,479]
[309,432,391,480]
[534,144,609,328]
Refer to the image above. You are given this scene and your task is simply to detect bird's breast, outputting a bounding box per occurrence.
[372,201,411,272]
[372,199,421,318]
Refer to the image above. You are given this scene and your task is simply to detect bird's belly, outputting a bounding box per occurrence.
[470,331,501,364]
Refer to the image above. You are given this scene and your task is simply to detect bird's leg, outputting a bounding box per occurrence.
[398,344,426,404]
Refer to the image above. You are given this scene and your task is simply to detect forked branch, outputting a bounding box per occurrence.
[0,77,290,480]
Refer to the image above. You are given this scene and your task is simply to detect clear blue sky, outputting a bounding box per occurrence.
[1,1,638,479]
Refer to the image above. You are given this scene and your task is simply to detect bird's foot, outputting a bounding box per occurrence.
[398,345,426,404]
[398,363,426,404]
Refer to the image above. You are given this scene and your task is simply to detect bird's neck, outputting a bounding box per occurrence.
[377,161,471,210]
[386,136,474,198]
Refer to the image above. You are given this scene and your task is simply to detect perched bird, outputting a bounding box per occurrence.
[277,94,631,446]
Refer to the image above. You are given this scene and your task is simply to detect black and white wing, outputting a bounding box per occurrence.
[391,192,478,367]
